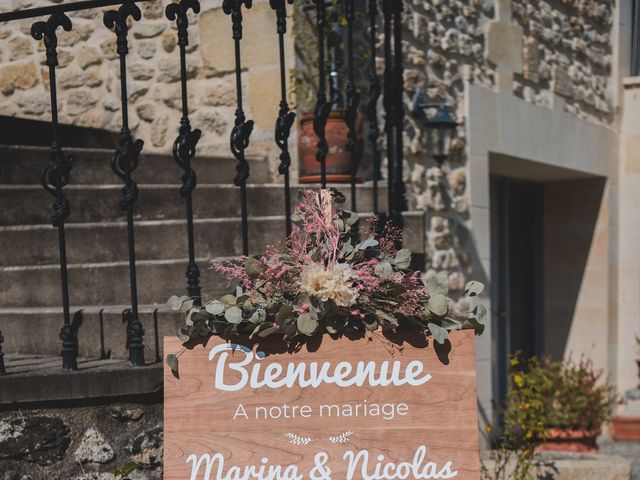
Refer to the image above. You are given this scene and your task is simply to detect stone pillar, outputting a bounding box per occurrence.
[615,78,640,409]
[484,0,522,93]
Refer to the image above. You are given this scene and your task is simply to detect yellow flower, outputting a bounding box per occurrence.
[510,358,519,366]
[513,374,524,387]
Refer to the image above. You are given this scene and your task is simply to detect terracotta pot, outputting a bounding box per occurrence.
[536,428,599,453]
[611,416,640,441]
[298,110,364,184]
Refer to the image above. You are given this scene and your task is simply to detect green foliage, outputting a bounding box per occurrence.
[481,354,615,480]
[112,462,140,479]
[166,190,486,347]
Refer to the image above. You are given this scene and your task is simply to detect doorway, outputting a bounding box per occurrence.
[490,175,545,416]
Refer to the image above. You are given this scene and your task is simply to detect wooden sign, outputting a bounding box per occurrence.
[164,330,480,480]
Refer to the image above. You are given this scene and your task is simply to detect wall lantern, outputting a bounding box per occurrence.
[411,91,459,167]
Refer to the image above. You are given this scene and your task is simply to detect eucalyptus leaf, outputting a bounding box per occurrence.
[428,322,449,344]
[297,313,319,336]
[291,211,304,222]
[249,308,266,324]
[376,309,399,326]
[177,328,190,342]
[393,248,412,269]
[224,306,243,324]
[356,237,378,250]
[245,257,266,278]
[375,261,393,277]
[257,325,280,338]
[474,304,488,325]
[343,210,359,226]
[167,295,183,311]
[276,305,293,324]
[427,294,449,316]
[464,280,485,297]
[179,298,194,314]
[219,294,237,307]
[205,300,225,316]
[165,353,179,374]
[428,271,449,296]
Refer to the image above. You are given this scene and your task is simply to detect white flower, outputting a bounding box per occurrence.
[299,262,359,307]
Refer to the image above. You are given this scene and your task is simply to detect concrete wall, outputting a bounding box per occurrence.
[464,82,618,426]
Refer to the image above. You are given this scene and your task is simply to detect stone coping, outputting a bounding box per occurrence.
[481,451,632,480]
[0,354,162,405]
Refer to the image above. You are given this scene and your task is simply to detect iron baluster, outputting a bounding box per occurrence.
[270,0,296,238]
[31,13,77,371]
[391,0,405,231]
[313,0,331,189]
[224,0,254,257]
[368,0,381,217]
[104,1,145,366]
[344,0,360,239]
[382,0,394,225]
[0,331,5,375]
[167,0,203,304]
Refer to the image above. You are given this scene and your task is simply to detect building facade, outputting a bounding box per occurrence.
[0,0,638,472]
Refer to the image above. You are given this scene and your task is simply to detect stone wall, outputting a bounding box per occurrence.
[511,0,614,123]
[0,0,294,179]
[394,0,616,291]
[0,398,162,480]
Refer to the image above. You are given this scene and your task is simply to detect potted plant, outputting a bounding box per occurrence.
[507,355,613,453]
[297,3,364,184]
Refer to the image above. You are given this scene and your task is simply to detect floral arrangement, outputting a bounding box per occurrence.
[167,189,485,346]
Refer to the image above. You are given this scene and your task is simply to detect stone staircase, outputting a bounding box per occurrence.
[0,145,425,366]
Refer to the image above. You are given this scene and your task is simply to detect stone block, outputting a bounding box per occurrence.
[553,65,574,97]
[485,20,523,73]
[247,66,282,129]
[200,2,279,75]
[522,36,540,82]
[0,60,38,95]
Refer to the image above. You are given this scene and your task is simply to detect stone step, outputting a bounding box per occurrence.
[0,216,285,266]
[0,212,424,308]
[0,183,387,226]
[0,145,271,185]
[0,305,182,361]
[1,209,423,266]
[0,257,227,308]
[0,352,163,404]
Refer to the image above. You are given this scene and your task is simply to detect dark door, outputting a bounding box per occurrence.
[490,175,544,422]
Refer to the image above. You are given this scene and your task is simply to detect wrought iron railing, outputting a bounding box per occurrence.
[0,0,407,373]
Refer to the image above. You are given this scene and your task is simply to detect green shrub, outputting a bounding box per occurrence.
[482,354,615,480]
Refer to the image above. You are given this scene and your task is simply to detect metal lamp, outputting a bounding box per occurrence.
[412,91,459,166]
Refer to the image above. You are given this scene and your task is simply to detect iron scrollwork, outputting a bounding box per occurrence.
[104,1,145,367]
[0,331,5,375]
[270,0,295,237]
[367,0,382,216]
[313,0,331,188]
[224,0,254,256]
[167,0,203,302]
[344,0,360,156]
[32,12,78,370]
[104,1,141,57]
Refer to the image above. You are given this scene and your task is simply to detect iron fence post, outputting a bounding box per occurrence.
[104,1,145,366]
[270,0,295,239]
[0,331,5,375]
[31,13,78,370]
[224,0,254,257]
[167,0,203,304]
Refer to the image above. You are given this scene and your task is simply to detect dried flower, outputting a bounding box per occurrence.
[300,262,359,307]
